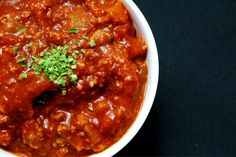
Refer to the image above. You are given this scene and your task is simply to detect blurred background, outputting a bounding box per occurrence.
[116,0,236,156]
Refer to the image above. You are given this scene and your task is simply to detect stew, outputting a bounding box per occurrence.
[0,0,148,156]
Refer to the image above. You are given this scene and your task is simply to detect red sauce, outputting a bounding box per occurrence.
[0,0,148,156]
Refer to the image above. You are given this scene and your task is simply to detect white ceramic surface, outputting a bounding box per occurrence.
[0,0,159,156]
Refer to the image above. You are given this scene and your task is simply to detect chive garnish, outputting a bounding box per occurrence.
[72,50,79,58]
[21,64,27,68]
[27,41,33,47]
[68,28,79,34]
[69,40,75,45]
[38,40,43,46]
[16,57,26,63]
[71,64,77,69]
[89,40,96,47]
[70,74,77,84]
[20,73,28,79]
[61,88,67,95]
[39,52,46,57]
[30,45,78,87]
[83,35,89,40]
[19,28,27,33]
[77,41,82,47]
[13,47,18,55]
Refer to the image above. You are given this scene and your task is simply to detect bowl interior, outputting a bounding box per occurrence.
[0,0,159,156]
[90,0,159,156]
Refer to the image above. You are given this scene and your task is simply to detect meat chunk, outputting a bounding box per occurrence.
[51,2,94,33]
[84,0,117,17]
[22,120,43,149]
[0,10,31,33]
[0,114,9,125]
[0,73,52,114]
[0,130,12,146]
[125,36,148,59]
[90,28,114,46]
[107,2,129,23]
[113,24,136,40]
[0,10,31,46]
[69,6,93,29]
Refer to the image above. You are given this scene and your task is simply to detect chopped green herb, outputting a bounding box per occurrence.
[20,73,28,79]
[71,64,77,69]
[89,40,96,47]
[74,50,79,54]
[57,76,66,86]
[61,88,67,95]
[13,47,18,55]
[68,28,79,34]
[83,35,89,40]
[72,50,79,58]
[39,52,46,57]
[30,45,78,87]
[16,57,26,63]
[34,70,41,75]
[77,41,82,47]
[69,40,75,45]
[19,28,27,33]
[27,41,33,47]
[21,64,27,68]
[38,40,43,46]
[31,56,37,60]
[70,74,77,83]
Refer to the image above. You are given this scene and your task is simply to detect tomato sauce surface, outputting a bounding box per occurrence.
[0,0,148,156]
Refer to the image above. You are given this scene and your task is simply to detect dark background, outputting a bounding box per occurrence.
[116,0,236,156]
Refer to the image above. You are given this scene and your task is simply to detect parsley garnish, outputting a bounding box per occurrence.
[70,74,77,84]
[21,64,27,68]
[20,73,28,79]
[68,28,79,34]
[89,40,96,47]
[38,40,43,47]
[61,88,67,96]
[83,35,89,40]
[19,28,27,33]
[30,45,78,87]
[69,40,75,45]
[13,47,18,55]
[77,41,82,47]
[16,57,26,63]
[27,41,33,47]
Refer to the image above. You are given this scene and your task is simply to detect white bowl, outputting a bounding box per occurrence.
[0,0,159,156]
[91,0,159,156]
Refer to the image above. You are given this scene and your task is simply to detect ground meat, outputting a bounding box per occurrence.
[0,0,148,156]
[22,120,44,149]
[0,130,12,146]
[0,69,52,114]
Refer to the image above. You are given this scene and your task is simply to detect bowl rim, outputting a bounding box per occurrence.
[90,0,159,156]
[0,0,159,156]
